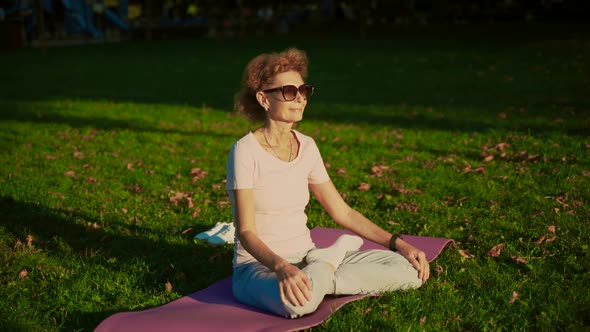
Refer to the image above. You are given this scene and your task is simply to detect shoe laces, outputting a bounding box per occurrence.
[218,225,233,236]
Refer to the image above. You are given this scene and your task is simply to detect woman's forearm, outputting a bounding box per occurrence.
[238,230,290,272]
[234,189,290,272]
[337,209,407,250]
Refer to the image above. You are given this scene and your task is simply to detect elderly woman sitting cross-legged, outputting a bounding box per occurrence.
[227,48,429,319]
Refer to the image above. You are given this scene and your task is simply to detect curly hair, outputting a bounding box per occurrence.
[234,48,309,122]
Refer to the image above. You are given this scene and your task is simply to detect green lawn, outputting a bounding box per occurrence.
[1,23,589,331]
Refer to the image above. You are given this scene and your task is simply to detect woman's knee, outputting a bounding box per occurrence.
[396,275,423,290]
[384,261,424,291]
[283,279,326,318]
[283,295,322,318]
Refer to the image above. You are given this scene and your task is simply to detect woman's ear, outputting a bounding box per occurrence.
[256,91,269,111]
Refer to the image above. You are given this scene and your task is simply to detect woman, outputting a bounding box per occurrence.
[227,48,429,319]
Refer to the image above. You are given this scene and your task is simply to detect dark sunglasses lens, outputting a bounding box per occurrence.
[282,85,298,101]
[302,85,314,98]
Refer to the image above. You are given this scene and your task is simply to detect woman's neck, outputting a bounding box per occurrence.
[263,122,293,143]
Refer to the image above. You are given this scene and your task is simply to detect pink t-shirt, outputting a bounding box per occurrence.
[226,130,331,267]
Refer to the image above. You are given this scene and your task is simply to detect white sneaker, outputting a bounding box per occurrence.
[207,223,235,246]
[194,222,227,241]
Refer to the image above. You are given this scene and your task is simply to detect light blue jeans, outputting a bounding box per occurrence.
[232,249,422,319]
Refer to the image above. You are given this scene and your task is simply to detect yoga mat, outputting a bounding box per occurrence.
[95,227,454,332]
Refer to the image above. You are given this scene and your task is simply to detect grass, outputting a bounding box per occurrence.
[1,22,589,331]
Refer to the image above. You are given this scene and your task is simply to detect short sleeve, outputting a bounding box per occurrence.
[226,140,255,190]
[308,139,331,184]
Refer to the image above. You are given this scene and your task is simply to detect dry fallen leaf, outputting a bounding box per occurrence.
[394,203,419,213]
[165,281,173,292]
[483,155,495,162]
[169,192,185,206]
[445,196,467,206]
[26,235,33,248]
[371,165,389,177]
[181,228,193,235]
[18,269,28,279]
[191,168,208,182]
[358,183,371,191]
[47,191,65,199]
[458,249,475,259]
[396,187,423,195]
[546,225,557,242]
[473,165,486,173]
[509,291,519,304]
[436,265,444,275]
[511,256,528,265]
[361,308,372,317]
[420,316,427,326]
[87,177,97,183]
[64,170,76,177]
[488,243,505,257]
[371,165,383,177]
[535,234,546,245]
[192,207,202,219]
[122,208,128,214]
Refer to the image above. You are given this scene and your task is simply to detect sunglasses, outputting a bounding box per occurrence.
[262,84,314,101]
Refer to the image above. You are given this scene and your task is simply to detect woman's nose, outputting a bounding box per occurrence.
[294,90,305,102]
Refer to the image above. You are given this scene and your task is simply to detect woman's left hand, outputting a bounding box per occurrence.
[397,241,430,282]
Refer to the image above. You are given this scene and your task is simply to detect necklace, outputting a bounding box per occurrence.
[262,128,293,162]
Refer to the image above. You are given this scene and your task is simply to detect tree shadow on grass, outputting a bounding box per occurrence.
[0,101,240,139]
[0,196,233,331]
[2,24,588,136]
[304,103,590,137]
[3,98,587,139]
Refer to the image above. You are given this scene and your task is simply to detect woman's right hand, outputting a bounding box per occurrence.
[275,261,312,307]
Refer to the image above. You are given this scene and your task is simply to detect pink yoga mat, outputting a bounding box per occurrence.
[95,227,454,332]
